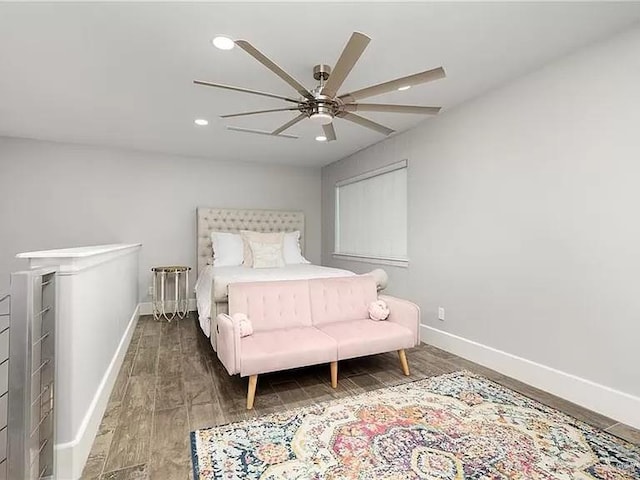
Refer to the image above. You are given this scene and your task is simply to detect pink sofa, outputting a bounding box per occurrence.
[216,275,420,409]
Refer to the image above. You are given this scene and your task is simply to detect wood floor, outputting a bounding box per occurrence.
[81,313,640,479]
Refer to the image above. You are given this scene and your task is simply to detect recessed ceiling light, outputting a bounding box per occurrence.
[398,85,411,91]
[212,36,235,50]
[315,135,327,142]
[194,119,209,126]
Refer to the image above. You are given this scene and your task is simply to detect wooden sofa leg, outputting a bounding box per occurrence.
[330,361,338,388]
[247,375,258,410]
[398,349,410,376]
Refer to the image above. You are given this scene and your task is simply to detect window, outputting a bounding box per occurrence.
[334,160,408,266]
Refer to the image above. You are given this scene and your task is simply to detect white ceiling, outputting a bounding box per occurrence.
[1,2,640,167]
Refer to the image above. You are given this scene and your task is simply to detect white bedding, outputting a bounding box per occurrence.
[194,264,355,336]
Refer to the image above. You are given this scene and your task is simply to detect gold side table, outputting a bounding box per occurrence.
[151,266,190,321]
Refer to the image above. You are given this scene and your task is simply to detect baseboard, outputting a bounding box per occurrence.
[54,305,140,480]
[421,324,640,430]
[138,298,197,316]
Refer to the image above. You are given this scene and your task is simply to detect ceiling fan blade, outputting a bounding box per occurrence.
[321,32,371,98]
[193,80,299,104]
[221,107,300,119]
[322,123,337,142]
[272,113,307,135]
[343,104,441,115]
[339,66,446,103]
[235,40,314,100]
[337,112,394,136]
[227,126,298,139]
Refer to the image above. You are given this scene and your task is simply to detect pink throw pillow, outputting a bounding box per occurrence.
[232,313,254,337]
[368,300,390,321]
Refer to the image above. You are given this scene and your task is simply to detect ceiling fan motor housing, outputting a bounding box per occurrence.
[308,65,338,124]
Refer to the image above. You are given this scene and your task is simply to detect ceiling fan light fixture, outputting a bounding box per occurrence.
[212,36,235,50]
[310,112,333,125]
[315,135,327,142]
[309,102,334,125]
[194,118,209,126]
[398,85,411,91]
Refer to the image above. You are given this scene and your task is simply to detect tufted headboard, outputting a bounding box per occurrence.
[196,207,305,275]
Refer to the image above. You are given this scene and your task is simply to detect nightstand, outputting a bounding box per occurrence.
[151,266,191,321]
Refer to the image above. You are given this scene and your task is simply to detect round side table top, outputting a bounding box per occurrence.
[151,266,192,273]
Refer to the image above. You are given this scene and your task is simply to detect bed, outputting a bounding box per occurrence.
[195,207,372,351]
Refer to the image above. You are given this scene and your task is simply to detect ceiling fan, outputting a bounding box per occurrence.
[194,32,445,142]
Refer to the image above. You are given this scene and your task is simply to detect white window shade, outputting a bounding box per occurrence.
[335,160,407,264]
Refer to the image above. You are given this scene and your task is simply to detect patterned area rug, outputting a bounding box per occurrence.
[190,371,640,479]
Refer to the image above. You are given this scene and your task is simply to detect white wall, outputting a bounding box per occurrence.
[0,137,321,300]
[323,26,640,403]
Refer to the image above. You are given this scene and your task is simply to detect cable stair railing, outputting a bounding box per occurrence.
[1,292,10,478]
[1,268,57,480]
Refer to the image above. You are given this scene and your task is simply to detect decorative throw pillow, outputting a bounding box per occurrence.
[240,231,284,267]
[210,231,244,267]
[250,240,285,268]
[368,299,390,321]
[283,231,311,264]
[232,313,253,337]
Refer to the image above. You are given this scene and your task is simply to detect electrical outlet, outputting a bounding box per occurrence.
[438,307,445,321]
[148,286,154,296]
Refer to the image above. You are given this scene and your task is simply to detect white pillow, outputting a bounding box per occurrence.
[250,240,285,268]
[283,231,311,264]
[210,232,244,267]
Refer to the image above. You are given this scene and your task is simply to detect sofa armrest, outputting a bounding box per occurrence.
[379,295,421,346]
[216,313,241,375]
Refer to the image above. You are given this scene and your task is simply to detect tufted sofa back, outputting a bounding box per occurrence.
[229,280,313,332]
[309,276,378,326]
[227,276,379,332]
